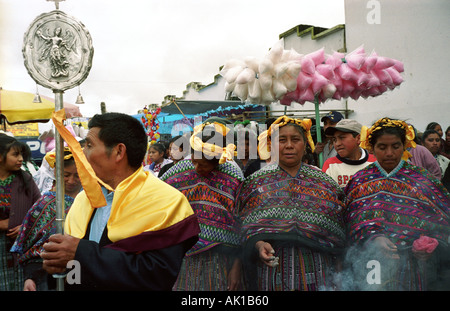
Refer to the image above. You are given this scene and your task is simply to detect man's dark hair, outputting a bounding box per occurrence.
[88,112,148,169]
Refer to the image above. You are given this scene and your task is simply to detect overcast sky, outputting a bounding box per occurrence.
[0,0,345,118]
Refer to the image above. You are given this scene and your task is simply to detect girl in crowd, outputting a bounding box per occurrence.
[236,116,345,291]
[426,122,450,158]
[144,142,172,177]
[11,147,82,291]
[422,129,450,181]
[161,119,244,291]
[345,117,450,290]
[0,134,40,290]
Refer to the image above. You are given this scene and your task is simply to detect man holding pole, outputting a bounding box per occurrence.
[41,111,199,290]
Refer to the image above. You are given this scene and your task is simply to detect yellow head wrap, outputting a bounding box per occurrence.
[44,146,74,168]
[257,115,315,160]
[360,117,416,161]
[190,122,237,164]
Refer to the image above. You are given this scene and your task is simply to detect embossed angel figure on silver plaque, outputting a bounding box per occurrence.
[23,10,93,91]
[36,26,75,78]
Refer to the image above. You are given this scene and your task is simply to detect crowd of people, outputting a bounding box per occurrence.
[0,110,449,291]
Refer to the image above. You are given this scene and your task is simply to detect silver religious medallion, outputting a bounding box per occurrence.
[23,10,93,91]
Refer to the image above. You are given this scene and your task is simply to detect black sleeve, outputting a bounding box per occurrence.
[67,238,193,291]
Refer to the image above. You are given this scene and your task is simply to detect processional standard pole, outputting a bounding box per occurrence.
[314,96,323,168]
[23,0,94,291]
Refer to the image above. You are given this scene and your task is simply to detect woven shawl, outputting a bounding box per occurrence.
[161,159,243,256]
[10,191,73,264]
[236,163,346,252]
[344,161,450,246]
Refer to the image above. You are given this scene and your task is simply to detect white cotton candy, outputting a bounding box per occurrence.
[261,89,275,104]
[224,81,236,92]
[235,68,255,84]
[233,83,248,102]
[274,63,289,79]
[259,73,273,90]
[268,41,284,63]
[248,80,262,102]
[285,61,302,79]
[223,66,244,84]
[281,48,303,63]
[282,75,298,92]
[259,58,274,75]
[244,57,260,72]
[220,59,244,76]
[322,83,337,98]
[272,79,288,99]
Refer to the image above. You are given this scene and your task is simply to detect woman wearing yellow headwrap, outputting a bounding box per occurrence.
[11,147,81,291]
[161,118,245,290]
[345,117,450,290]
[236,115,345,291]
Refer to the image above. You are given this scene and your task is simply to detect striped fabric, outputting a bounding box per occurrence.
[172,248,242,291]
[255,244,335,291]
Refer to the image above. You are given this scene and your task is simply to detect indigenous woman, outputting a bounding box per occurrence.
[236,116,345,291]
[11,148,82,291]
[161,120,244,290]
[0,134,40,290]
[345,117,450,290]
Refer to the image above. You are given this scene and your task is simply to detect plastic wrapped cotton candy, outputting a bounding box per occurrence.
[222,43,404,106]
[219,39,302,104]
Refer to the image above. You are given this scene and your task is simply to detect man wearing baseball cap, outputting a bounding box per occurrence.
[314,111,344,167]
[322,119,376,188]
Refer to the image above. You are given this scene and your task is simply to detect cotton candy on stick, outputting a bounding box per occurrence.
[220,40,303,104]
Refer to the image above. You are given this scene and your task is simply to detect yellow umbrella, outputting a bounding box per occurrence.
[0,88,54,124]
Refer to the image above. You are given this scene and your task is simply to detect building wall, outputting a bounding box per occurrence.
[344,0,450,132]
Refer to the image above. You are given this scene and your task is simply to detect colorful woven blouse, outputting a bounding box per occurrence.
[161,159,244,256]
[0,174,15,220]
[344,160,450,246]
[10,191,74,264]
[236,163,346,252]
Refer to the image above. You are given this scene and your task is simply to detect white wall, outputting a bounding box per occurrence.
[344,0,450,132]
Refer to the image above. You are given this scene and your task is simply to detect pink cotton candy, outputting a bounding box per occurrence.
[361,55,378,73]
[305,48,325,65]
[298,87,315,102]
[373,56,396,70]
[339,63,358,81]
[311,72,329,94]
[300,57,316,75]
[393,60,405,73]
[346,53,366,70]
[316,63,335,80]
[385,67,404,85]
[412,236,439,254]
[296,71,313,90]
[374,69,393,85]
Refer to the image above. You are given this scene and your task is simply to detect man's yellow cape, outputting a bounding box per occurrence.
[53,109,199,252]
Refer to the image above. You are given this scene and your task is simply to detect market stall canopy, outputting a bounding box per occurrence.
[0,88,54,124]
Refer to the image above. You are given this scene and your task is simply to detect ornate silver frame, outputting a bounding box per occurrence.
[22,10,93,91]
